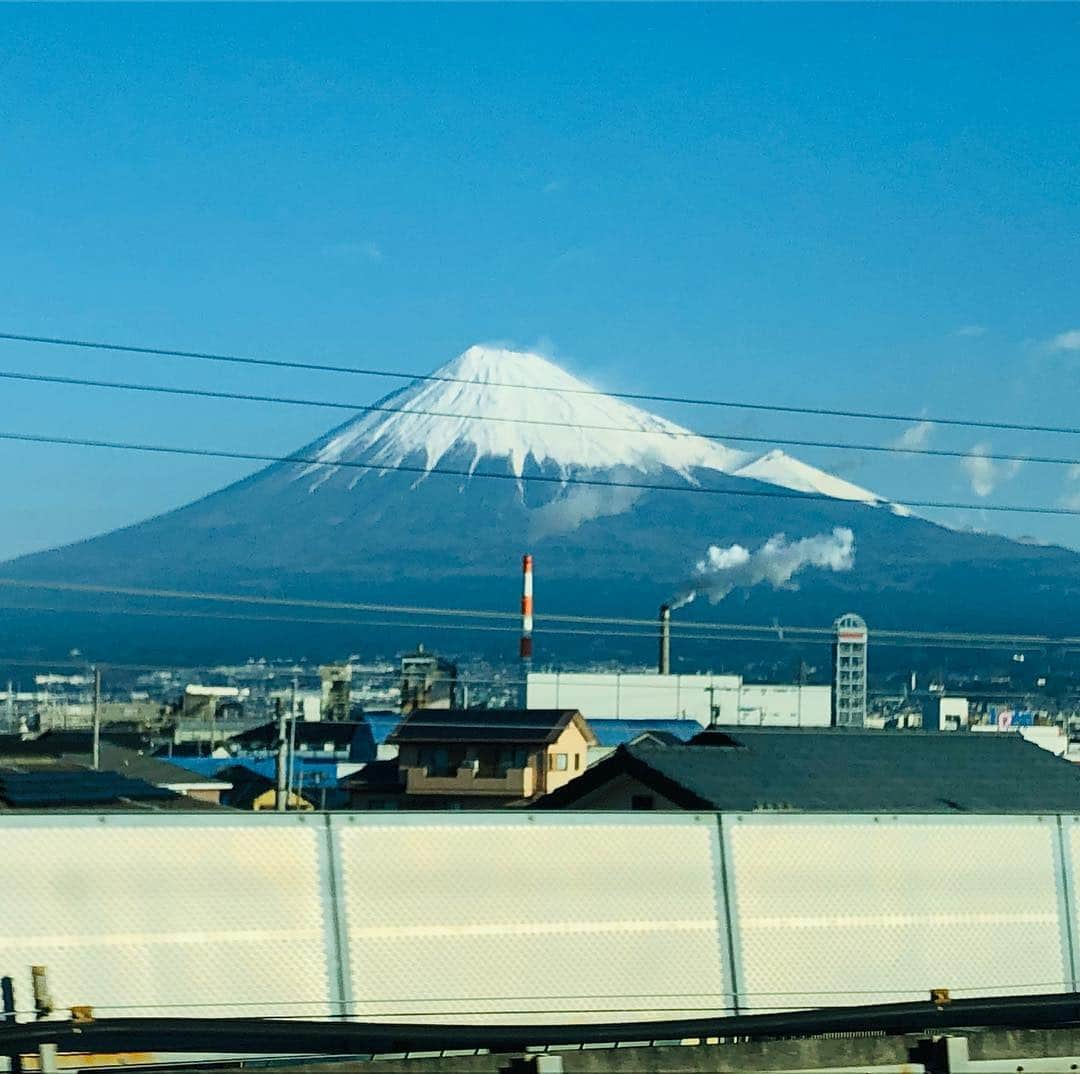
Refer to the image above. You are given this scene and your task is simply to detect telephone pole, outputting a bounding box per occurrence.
[92,666,101,770]
[275,697,288,812]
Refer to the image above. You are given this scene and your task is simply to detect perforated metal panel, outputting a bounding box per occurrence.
[0,814,337,1020]
[331,812,732,1024]
[723,814,1070,1011]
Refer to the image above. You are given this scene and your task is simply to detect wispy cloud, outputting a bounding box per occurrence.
[542,180,565,195]
[1048,329,1080,352]
[954,324,988,338]
[890,420,934,451]
[323,240,383,263]
[1060,464,1080,510]
[960,441,1022,497]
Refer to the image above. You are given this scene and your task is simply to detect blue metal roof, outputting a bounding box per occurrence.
[363,712,403,745]
[587,719,702,748]
[160,756,346,787]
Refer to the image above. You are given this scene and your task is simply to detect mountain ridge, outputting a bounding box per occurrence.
[2,344,1079,661]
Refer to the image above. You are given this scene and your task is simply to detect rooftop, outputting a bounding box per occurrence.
[0,733,230,789]
[536,727,1080,813]
[390,709,596,746]
[587,718,701,748]
[0,768,222,811]
[228,720,374,754]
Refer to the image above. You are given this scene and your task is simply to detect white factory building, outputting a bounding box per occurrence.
[526,671,832,727]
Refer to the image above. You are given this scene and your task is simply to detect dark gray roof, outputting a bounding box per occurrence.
[0,735,225,787]
[344,759,406,793]
[0,767,178,809]
[536,727,1080,813]
[214,764,315,810]
[229,720,374,753]
[389,709,596,746]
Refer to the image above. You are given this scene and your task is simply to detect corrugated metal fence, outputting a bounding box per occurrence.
[1,811,1076,1024]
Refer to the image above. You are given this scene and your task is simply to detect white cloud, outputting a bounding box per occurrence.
[1049,329,1080,352]
[542,180,565,194]
[961,442,1022,497]
[1059,465,1080,510]
[954,325,988,338]
[890,420,934,451]
[673,527,855,606]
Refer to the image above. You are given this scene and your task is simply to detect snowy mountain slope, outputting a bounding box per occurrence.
[297,344,891,515]
[732,449,882,505]
[300,345,751,486]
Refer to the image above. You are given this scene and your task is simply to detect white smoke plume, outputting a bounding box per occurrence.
[672,527,856,607]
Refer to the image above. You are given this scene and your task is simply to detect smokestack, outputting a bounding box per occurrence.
[520,554,534,664]
[659,604,671,675]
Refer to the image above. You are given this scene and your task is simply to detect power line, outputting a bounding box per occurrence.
[4,329,1080,437]
[0,366,1074,471]
[1,579,1078,651]
[2,426,1080,517]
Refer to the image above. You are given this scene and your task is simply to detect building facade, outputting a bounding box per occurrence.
[526,671,831,727]
[832,613,868,727]
[346,708,597,808]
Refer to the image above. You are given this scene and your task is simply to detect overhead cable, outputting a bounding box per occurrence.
[1,579,1078,651]
[0,366,1072,470]
[2,428,1080,516]
[3,329,1080,436]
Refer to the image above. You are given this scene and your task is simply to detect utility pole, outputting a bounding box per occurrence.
[275,697,288,812]
[92,666,101,770]
[286,677,300,803]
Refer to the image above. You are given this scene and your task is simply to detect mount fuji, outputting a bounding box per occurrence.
[3,344,1080,664]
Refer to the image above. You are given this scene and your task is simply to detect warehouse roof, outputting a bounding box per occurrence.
[535,727,1080,813]
[587,719,700,748]
[389,709,597,746]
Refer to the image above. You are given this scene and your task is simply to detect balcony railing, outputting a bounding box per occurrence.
[402,764,534,797]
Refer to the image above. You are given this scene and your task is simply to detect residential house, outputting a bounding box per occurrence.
[225,720,376,764]
[0,767,224,811]
[346,709,597,809]
[214,765,315,811]
[534,726,1080,813]
[0,732,232,805]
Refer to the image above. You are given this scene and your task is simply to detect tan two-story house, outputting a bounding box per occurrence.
[346,708,597,809]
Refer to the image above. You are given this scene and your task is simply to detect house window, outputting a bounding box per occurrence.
[551,753,568,771]
[631,794,655,811]
[574,754,581,771]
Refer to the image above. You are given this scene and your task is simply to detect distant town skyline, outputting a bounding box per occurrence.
[1,4,1079,559]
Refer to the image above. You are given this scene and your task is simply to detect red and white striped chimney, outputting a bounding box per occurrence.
[520,553,534,663]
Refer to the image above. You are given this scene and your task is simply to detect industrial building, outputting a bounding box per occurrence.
[526,671,831,726]
[399,646,458,712]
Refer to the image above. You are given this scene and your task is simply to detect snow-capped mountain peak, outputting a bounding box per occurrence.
[302,344,750,481]
[298,344,886,507]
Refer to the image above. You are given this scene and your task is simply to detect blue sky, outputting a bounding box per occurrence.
[1,4,1079,559]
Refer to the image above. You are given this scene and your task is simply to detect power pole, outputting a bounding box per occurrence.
[92,666,101,770]
[275,697,288,812]
[286,677,299,802]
